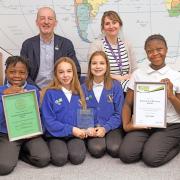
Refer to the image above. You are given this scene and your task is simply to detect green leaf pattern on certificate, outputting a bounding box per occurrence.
[137,85,164,93]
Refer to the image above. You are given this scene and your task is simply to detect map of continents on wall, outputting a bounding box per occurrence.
[0,0,179,73]
[75,0,108,43]
[74,0,180,71]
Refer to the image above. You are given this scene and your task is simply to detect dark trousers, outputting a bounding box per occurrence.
[0,133,50,175]
[119,123,180,167]
[87,128,123,158]
[47,137,86,166]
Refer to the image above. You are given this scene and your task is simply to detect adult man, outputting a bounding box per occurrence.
[20,7,81,89]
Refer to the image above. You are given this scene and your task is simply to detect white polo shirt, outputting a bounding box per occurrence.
[128,65,180,123]
[93,81,104,103]
[62,87,72,102]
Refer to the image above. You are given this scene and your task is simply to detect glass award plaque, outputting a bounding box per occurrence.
[77,108,94,129]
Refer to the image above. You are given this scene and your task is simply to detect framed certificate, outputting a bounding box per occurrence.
[2,90,43,141]
[134,82,167,128]
[77,108,94,129]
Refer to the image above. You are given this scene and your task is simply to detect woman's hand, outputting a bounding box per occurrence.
[111,74,130,81]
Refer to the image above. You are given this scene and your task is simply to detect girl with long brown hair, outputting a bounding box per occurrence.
[82,51,124,158]
[41,57,86,166]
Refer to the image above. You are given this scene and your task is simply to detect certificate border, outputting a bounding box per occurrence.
[134,82,167,128]
[2,90,43,141]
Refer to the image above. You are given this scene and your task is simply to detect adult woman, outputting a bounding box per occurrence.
[88,11,137,92]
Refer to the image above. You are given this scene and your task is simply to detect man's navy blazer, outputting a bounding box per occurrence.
[20,34,81,86]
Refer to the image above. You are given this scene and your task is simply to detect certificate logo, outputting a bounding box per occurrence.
[137,85,164,93]
[15,98,27,110]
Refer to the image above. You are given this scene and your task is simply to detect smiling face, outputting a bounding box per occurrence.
[56,61,73,90]
[145,39,167,70]
[5,62,28,87]
[90,54,107,82]
[36,7,57,37]
[102,16,121,38]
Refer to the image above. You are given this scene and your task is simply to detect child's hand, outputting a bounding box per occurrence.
[86,127,96,137]
[3,86,24,95]
[95,127,106,137]
[132,124,151,130]
[73,127,86,139]
[161,78,174,99]
[126,115,151,131]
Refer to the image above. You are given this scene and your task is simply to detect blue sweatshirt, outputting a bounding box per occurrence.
[41,89,82,137]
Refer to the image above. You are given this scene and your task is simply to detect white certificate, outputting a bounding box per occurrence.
[134,82,167,128]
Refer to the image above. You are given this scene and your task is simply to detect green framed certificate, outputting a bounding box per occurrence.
[134,82,167,128]
[2,90,43,141]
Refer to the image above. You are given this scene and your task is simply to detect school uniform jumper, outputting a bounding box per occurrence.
[82,80,124,158]
[119,65,180,167]
[0,83,50,175]
[41,89,86,166]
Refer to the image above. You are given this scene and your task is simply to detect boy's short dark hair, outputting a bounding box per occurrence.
[5,56,30,73]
